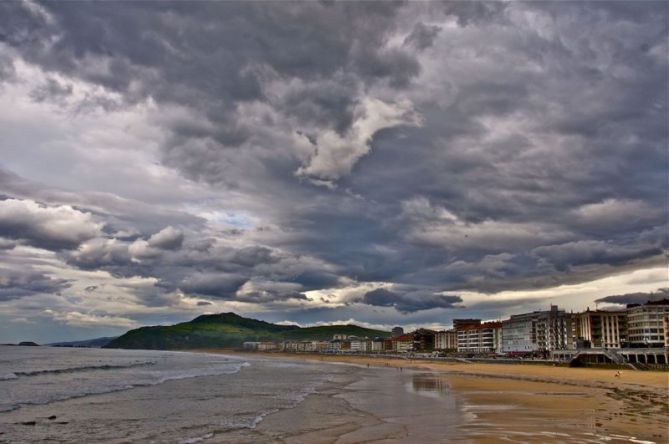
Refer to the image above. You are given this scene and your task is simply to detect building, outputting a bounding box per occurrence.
[501,314,537,354]
[626,299,669,347]
[371,337,385,352]
[391,327,404,337]
[282,340,322,352]
[326,339,342,352]
[453,319,481,330]
[258,341,279,352]
[434,329,457,351]
[392,334,414,353]
[457,322,502,354]
[502,306,574,353]
[575,309,627,349]
[333,334,348,340]
[412,329,436,352]
[664,315,669,348]
[349,336,371,352]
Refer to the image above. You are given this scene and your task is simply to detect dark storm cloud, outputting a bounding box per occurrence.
[0,1,666,333]
[404,22,442,50]
[178,272,248,299]
[0,267,71,301]
[230,246,279,268]
[595,288,669,306]
[361,288,463,313]
[0,1,412,129]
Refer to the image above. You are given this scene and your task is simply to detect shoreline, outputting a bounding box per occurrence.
[201,349,669,393]
[210,349,669,443]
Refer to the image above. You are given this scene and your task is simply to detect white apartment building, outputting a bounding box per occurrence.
[626,300,669,347]
[434,329,457,351]
[349,337,371,352]
[371,338,385,352]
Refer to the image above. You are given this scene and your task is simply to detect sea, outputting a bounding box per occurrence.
[0,346,663,443]
[0,346,463,443]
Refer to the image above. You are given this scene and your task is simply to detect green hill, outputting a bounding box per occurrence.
[104,312,389,350]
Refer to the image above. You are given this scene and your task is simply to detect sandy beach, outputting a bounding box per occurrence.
[204,350,669,443]
[2,347,666,443]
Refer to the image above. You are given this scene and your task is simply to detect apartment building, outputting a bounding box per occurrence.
[457,322,502,354]
[434,329,457,351]
[575,309,627,348]
[626,299,669,347]
[502,306,574,353]
[392,334,414,353]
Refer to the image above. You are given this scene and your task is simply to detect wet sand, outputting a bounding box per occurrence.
[205,351,669,443]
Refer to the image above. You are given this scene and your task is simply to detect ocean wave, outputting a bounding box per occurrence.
[10,361,156,378]
[0,373,18,380]
[178,432,214,444]
[1,360,251,413]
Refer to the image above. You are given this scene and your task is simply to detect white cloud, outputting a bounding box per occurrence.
[0,198,102,249]
[296,97,422,181]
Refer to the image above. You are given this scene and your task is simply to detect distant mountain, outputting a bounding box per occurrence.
[50,337,117,348]
[104,312,389,350]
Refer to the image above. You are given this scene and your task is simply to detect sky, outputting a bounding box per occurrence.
[0,1,667,343]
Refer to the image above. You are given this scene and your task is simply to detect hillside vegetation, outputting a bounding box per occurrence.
[104,312,389,350]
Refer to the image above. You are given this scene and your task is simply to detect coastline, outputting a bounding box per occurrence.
[201,349,669,443]
[201,349,669,392]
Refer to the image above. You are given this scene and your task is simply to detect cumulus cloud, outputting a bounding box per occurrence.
[0,267,71,301]
[147,226,184,250]
[0,198,102,250]
[66,238,131,269]
[235,279,307,303]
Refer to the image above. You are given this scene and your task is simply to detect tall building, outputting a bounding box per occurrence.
[575,309,627,349]
[626,299,669,347]
[434,329,457,351]
[456,322,502,354]
[501,313,537,353]
[391,326,404,337]
[502,306,574,353]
